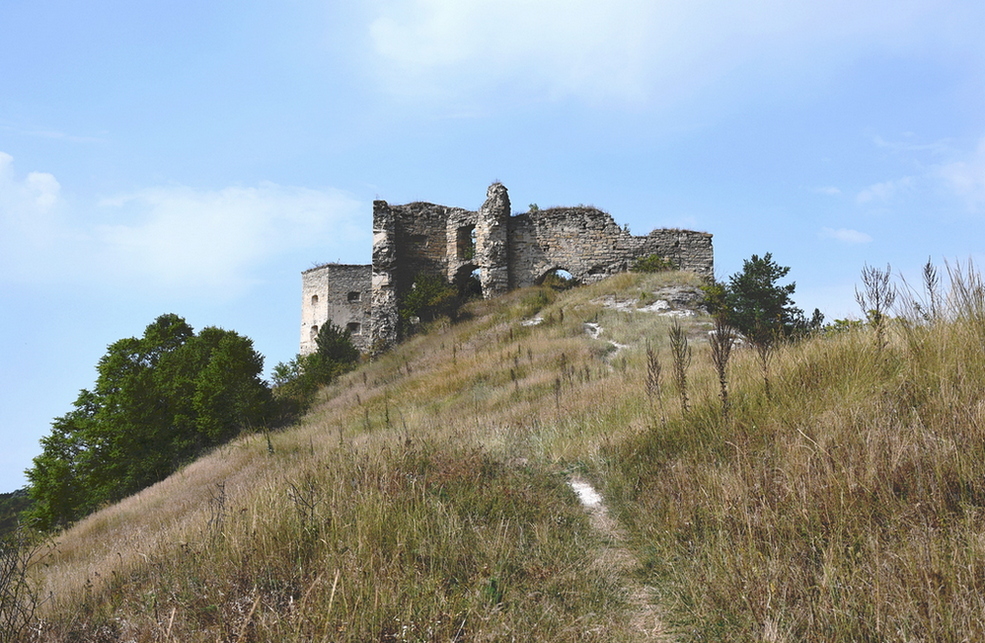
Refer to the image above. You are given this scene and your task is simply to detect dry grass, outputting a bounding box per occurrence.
[604,266,985,641]
[26,272,705,642]
[23,266,985,641]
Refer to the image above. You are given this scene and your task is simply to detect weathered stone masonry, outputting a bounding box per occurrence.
[299,264,372,354]
[301,183,713,354]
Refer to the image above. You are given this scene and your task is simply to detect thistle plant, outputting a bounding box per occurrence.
[709,316,736,420]
[668,320,691,416]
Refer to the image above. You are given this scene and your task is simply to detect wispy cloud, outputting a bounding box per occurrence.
[872,134,954,157]
[820,227,872,244]
[813,186,842,196]
[97,184,368,294]
[936,137,985,211]
[0,123,107,144]
[858,135,985,213]
[856,177,914,205]
[0,152,368,296]
[367,0,983,105]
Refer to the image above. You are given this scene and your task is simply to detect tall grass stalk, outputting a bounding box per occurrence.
[645,340,666,426]
[668,320,691,416]
[709,316,735,420]
[753,332,774,402]
[0,528,47,643]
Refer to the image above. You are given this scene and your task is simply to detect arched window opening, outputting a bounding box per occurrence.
[310,325,319,341]
[454,265,482,299]
[537,268,579,291]
[311,294,319,306]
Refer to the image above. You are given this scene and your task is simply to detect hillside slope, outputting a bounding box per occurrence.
[20,267,985,642]
[26,271,704,642]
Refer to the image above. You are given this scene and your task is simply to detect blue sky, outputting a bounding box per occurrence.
[2,0,984,492]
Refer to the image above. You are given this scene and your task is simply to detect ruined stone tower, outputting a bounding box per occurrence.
[475,182,511,297]
[300,183,713,355]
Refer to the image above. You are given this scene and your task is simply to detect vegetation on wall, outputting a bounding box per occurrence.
[25,314,272,531]
[631,253,676,273]
[539,269,579,291]
[399,274,460,327]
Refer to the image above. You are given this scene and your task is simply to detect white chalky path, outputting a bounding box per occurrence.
[568,476,674,641]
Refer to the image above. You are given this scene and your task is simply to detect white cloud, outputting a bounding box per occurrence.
[872,134,954,157]
[856,135,985,214]
[820,227,872,244]
[856,177,913,205]
[0,152,76,280]
[937,137,985,210]
[367,0,981,104]
[0,152,368,296]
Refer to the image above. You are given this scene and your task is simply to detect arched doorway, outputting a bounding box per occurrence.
[454,265,483,299]
[537,268,579,290]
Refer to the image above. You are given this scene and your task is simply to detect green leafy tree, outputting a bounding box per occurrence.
[0,490,33,540]
[26,315,271,531]
[191,329,270,442]
[711,253,822,342]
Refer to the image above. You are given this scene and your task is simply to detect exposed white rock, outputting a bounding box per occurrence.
[568,479,603,509]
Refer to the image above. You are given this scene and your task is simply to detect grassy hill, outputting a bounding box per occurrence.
[16,267,985,641]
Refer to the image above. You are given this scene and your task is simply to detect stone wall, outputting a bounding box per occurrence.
[508,207,713,287]
[302,183,714,354]
[300,263,372,354]
[638,228,715,278]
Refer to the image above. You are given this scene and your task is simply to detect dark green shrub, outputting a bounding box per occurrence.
[399,274,459,325]
[271,322,360,417]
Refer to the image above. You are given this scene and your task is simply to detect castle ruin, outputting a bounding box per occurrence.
[300,183,713,354]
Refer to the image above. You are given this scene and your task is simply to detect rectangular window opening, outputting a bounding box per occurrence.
[457,225,476,261]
